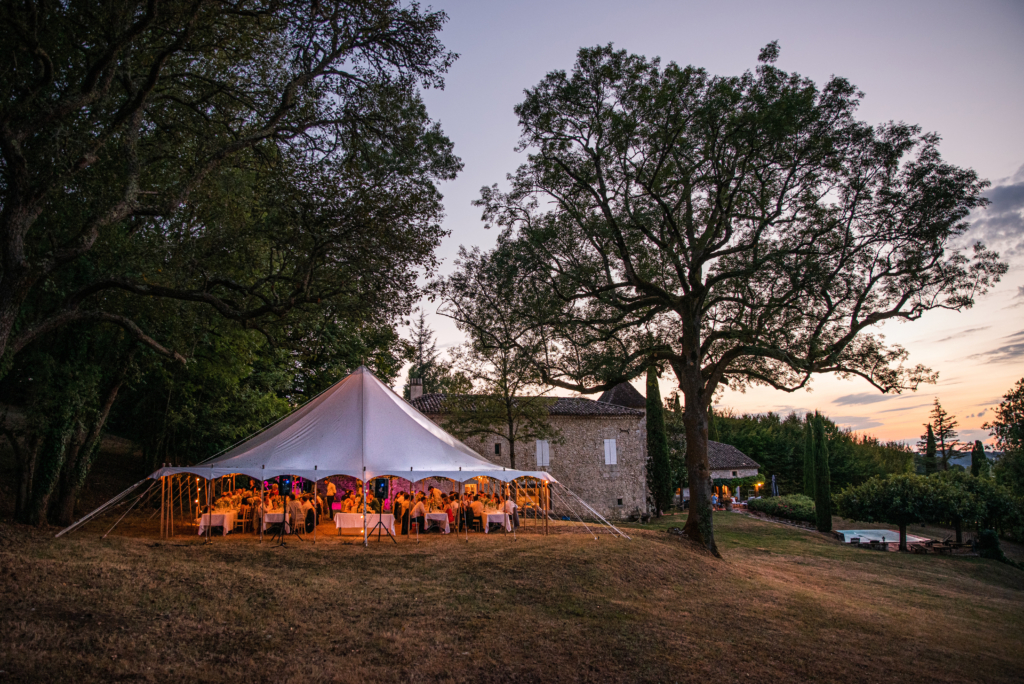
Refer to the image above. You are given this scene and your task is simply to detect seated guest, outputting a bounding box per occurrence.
[445,497,457,528]
[366,492,382,514]
[504,495,519,528]
[392,494,405,528]
[286,493,305,534]
[470,495,484,529]
[410,494,427,534]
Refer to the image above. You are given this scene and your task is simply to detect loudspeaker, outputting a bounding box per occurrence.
[374,478,389,499]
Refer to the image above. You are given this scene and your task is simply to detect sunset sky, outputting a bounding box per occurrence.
[404,0,1024,447]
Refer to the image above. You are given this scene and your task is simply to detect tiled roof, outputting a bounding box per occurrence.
[707,441,760,470]
[596,382,647,409]
[410,393,644,417]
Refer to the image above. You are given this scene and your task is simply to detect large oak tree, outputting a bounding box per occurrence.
[471,44,1006,555]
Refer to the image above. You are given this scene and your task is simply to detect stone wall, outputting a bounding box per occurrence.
[423,413,648,520]
[711,468,759,480]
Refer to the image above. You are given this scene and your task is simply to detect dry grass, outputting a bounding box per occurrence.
[0,510,1021,683]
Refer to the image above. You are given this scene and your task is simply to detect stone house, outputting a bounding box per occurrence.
[708,441,761,480]
[409,385,648,520]
[408,380,761,518]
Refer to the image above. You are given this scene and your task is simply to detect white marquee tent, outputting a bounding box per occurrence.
[58,367,634,540]
[149,366,557,485]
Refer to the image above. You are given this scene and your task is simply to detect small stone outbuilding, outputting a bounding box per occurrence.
[707,441,760,480]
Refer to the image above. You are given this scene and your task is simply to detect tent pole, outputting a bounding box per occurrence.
[161,473,167,539]
[177,474,184,531]
[313,472,317,545]
[544,481,549,536]
[169,475,174,538]
[362,470,368,548]
[205,478,213,544]
[260,470,265,544]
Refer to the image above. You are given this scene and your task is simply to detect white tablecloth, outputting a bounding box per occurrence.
[424,512,450,534]
[334,512,395,536]
[262,511,291,534]
[198,510,237,536]
[482,511,511,534]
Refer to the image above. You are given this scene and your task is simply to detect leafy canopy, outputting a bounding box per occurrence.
[475,43,1005,403]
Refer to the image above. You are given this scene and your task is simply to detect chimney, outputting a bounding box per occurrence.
[410,377,423,400]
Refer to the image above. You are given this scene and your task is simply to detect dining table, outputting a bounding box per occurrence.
[424,511,450,534]
[198,510,237,536]
[334,512,395,536]
[481,510,511,534]
[262,509,291,534]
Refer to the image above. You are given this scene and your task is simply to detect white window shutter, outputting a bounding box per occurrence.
[536,440,550,467]
[604,438,617,465]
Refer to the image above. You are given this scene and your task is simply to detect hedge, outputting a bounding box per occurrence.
[748,494,816,523]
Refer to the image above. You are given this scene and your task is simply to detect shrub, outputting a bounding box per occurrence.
[749,494,816,523]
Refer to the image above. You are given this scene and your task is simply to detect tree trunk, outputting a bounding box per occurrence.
[677,357,718,556]
[954,521,962,545]
[54,360,129,525]
[22,418,74,525]
[7,429,40,520]
[899,522,908,552]
[508,415,517,470]
[54,428,86,521]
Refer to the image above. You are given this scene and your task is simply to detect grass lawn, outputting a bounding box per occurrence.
[0,511,1021,683]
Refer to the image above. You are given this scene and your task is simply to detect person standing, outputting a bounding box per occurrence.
[326,480,336,519]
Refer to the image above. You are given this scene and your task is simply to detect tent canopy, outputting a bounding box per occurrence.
[150,367,556,485]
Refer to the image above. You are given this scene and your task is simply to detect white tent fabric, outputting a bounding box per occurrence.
[148,366,556,485]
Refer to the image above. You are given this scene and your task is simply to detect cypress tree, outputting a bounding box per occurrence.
[803,413,815,497]
[813,412,832,533]
[970,440,989,477]
[645,366,673,516]
[923,424,938,475]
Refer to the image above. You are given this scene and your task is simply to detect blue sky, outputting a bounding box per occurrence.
[408,0,1024,444]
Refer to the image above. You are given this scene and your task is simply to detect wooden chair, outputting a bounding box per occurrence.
[234,506,249,534]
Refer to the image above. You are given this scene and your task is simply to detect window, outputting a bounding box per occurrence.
[494,443,501,455]
[616,498,623,506]
[731,471,737,477]
[535,440,550,467]
[604,439,617,465]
